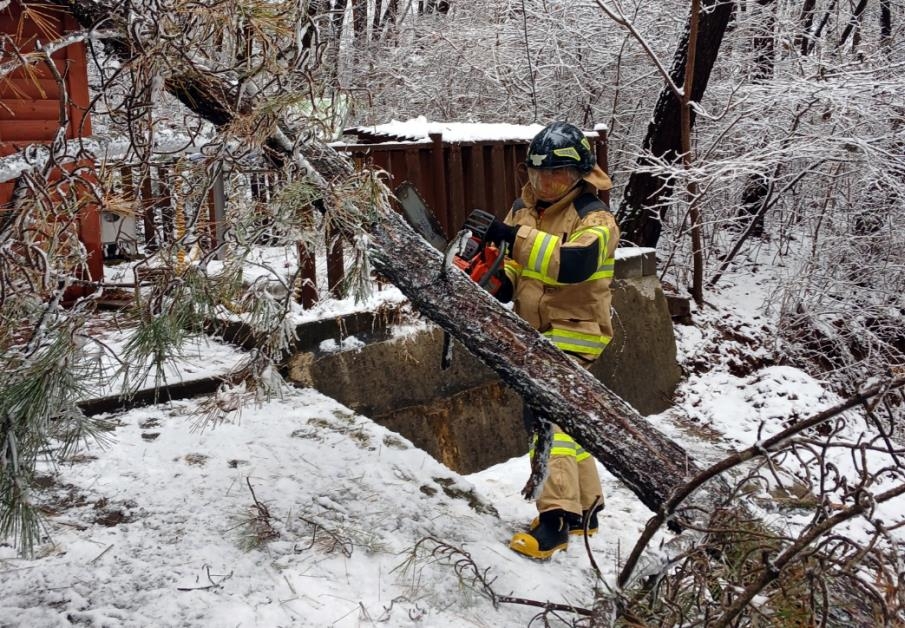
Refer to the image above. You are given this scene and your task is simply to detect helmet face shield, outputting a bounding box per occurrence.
[528,167,581,202]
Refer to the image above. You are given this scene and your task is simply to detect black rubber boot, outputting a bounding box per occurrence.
[570,504,604,537]
[510,509,572,559]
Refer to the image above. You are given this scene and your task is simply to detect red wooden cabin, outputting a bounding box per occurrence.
[0,0,102,285]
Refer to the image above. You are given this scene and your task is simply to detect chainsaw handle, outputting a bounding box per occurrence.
[478,242,508,289]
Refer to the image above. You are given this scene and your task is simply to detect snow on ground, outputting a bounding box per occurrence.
[3,242,904,626]
[0,388,655,628]
[81,312,247,399]
[103,246,411,329]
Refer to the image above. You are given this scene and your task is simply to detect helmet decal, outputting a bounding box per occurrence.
[525,121,596,173]
[552,147,581,162]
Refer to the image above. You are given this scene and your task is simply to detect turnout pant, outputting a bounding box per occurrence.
[529,422,603,516]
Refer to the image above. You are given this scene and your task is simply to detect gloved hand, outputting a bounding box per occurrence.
[485,216,517,247]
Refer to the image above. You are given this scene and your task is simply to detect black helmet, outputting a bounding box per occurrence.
[525,121,595,173]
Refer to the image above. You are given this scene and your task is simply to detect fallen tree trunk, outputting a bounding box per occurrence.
[363,209,701,514]
[52,0,703,515]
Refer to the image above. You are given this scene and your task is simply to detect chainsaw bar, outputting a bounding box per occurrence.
[395,182,448,251]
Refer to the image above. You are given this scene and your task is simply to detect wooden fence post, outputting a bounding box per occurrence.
[593,124,610,206]
[326,225,344,298]
[428,132,448,235]
[207,162,226,258]
[296,240,318,309]
[140,169,158,251]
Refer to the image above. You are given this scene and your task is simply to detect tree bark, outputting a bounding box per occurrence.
[752,0,775,82]
[616,0,734,248]
[736,1,775,236]
[881,0,892,50]
[379,0,399,42]
[372,0,383,39]
[798,0,817,55]
[838,0,870,50]
[351,0,367,46]
[328,0,349,84]
[681,0,704,306]
[808,0,837,54]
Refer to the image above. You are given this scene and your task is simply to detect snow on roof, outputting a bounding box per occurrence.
[343,116,607,144]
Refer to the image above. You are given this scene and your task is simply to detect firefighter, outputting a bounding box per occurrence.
[480,121,619,560]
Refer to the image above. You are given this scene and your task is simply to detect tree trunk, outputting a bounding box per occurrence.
[616,0,734,248]
[736,1,775,236]
[681,0,704,306]
[838,0,869,50]
[808,0,837,54]
[379,0,400,42]
[351,0,367,46]
[328,0,349,84]
[798,0,817,55]
[372,0,383,39]
[881,0,892,50]
[752,0,775,82]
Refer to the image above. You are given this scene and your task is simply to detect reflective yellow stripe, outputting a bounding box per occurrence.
[527,232,559,279]
[570,225,610,247]
[544,328,612,357]
[588,258,615,280]
[504,259,522,276]
[521,269,564,286]
[530,432,580,458]
[570,226,610,267]
[551,432,578,458]
[504,267,519,283]
[527,234,545,272]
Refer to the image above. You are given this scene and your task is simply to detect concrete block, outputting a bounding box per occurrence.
[286,274,681,473]
[641,250,657,276]
[614,254,643,279]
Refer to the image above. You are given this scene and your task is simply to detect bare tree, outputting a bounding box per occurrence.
[614,0,734,249]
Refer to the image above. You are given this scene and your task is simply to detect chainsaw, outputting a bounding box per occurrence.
[395,182,508,368]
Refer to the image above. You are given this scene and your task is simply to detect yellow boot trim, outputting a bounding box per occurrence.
[509,531,568,560]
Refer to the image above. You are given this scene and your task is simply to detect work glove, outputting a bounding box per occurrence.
[484,216,518,247]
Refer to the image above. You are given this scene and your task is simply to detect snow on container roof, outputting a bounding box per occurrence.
[343,116,606,145]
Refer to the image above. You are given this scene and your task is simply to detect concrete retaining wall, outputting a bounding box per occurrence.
[286,249,681,474]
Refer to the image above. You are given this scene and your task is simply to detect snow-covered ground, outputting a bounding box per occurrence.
[2,255,903,627]
[0,386,656,627]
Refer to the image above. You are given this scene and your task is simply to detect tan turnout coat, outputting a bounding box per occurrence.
[503,173,619,362]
